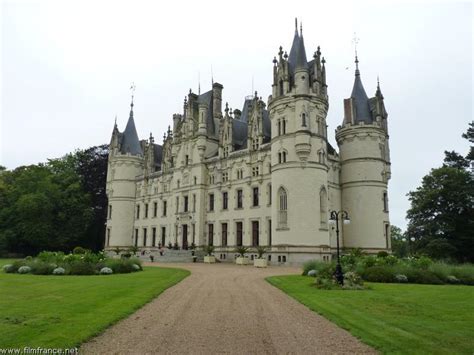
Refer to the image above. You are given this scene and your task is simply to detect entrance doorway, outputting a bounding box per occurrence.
[182,224,188,250]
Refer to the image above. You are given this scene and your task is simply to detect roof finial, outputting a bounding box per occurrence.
[130,82,136,109]
[295,18,298,34]
[352,33,360,75]
[198,71,201,95]
[114,115,117,126]
[300,21,303,37]
[211,64,214,85]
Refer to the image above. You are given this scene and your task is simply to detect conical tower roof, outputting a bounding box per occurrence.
[288,19,308,72]
[120,101,142,155]
[350,56,372,123]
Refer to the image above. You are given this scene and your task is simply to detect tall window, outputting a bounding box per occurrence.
[208,224,214,246]
[176,196,179,213]
[278,187,288,228]
[161,227,166,246]
[152,227,156,247]
[302,113,306,127]
[221,223,228,247]
[268,219,272,246]
[134,229,138,246]
[108,205,112,219]
[268,184,272,205]
[223,192,228,210]
[136,205,140,219]
[277,120,281,136]
[279,79,283,96]
[185,155,189,165]
[237,189,243,209]
[320,187,327,228]
[252,221,259,246]
[282,120,286,134]
[209,193,214,212]
[192,194,196,212]
[106,228,111,246]
[184,195,189,212]
[253,187,259,207]
[163,200,167,216]
[153,202,158,217]
[236,222,243,246]
[143,228,147,246]
[383,192,389,212]
[145,203,149,218]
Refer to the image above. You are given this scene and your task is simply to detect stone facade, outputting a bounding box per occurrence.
[104,23,391,265]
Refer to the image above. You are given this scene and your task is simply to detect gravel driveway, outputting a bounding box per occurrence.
[80,263,376,354]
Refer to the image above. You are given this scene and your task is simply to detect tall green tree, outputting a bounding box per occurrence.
[406,122,474,262]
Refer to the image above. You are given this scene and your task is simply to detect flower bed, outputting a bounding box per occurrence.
[3,250,143,275]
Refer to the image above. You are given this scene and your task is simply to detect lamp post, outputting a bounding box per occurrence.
[329,210,350,285]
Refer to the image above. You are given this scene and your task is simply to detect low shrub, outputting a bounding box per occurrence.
[100,267,113,275]
[104,258,140,274]
[18,266,31,274]
[73,246,87,255]
[344,271,364,287]
[307,269,317,277]
[451,265,474,285]
[132,264,141,271]
[395,274,408,283]
[377,251,389,258]
[52,267,65,275]
[361,266,395,283]
[68,261,96,275]
[447,275,460,284]
[404,268,443,285]
[37,251,65,264]
[30,261,56,275]
[314,277,338,290]
[2,264,14,273]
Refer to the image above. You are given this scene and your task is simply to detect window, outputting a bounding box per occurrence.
[184,196,189,212]
[268,184,272,205]
[192,223,196,244]
[152,227,156,247]
[237,189,243,209]
[143,228,147,246]
[136,205,140,219]
[278,152,281,164]
[282,120,286,134]
[106,228,111,246]
[223,192,228,210]
[253,187,259,207]
[177,180,180,188]
[192,194,196,212]
[222,172,228,182]
[383,192,389,212]
[252,221,259,246]
[185,155,189,165]
[153,202,158,217]
[320,187,327,228]
[302,113,306,127]
[161,227,166,246]
[268,219,272,246]
[221,223,228,247]
[108,205,112,219]
[282,151,287,162]
[176,196,179,213]
[194,176,197,185]
[236,222,243,246]
[385,223,390,249]
[277,120,281,136]
[208,224,214,246]
[209,194,214,211]
[134,229,139,246]
[279,79,283,96]
[163,200,167,216]
[145,203,149,218]
[278,187,288,228]
[252,167,259,177]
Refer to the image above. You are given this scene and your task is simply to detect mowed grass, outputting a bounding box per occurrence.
[267,275,474,354]
[0,259,189,348]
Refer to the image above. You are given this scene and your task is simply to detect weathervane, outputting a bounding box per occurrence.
[352,33,360,71]
[130,82,136,105]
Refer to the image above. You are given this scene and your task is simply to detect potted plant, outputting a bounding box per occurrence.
[204,245,216,263]
[235,246,250,265]
[254,246,268,268]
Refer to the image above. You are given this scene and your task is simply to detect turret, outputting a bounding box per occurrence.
[268,20,331,262]
[336,56,391,253]
[105,97,144,250]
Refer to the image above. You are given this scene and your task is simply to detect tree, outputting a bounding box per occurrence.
[390,225,408,258]
[406,166,474,262]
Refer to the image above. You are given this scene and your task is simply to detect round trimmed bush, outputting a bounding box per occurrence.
[18,266,31,274]
[377,251,389,258]
[132,264,141,271]
[52,267,65,275]
[2,264,14,273]
[361,266,395,283]
[395,274,408,283]
[100,267,113,275]
[307,269,317,277]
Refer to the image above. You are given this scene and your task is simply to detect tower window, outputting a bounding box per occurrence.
[302,113,306,127]
[282,120,286,134]
[278,120,281,136]
[237,189,243,209]
[383,192,389,212]
[185,155,189,165]
[278,187,288,228]
[279,79,284,96]
[136,205,140,219]
[108,205,112,219]
[320,187,327,228]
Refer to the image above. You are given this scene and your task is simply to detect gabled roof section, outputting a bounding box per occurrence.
[120,105,143,155]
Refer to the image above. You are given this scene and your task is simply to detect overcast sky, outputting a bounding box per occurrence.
[1,0,472,231]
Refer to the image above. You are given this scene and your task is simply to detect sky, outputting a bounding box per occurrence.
[1,0,472,231]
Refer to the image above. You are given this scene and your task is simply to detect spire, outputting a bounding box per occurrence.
[121,92,143,156]
[376,76,384,99]
[288,18,308,71]
[350,55,372,123]
[289,18,300,65]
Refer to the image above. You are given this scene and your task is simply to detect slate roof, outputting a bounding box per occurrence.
[350,62,373,123]
[196,89,216,136]
[120,107,143,155]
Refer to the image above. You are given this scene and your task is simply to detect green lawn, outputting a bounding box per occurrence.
[0,259,189,348]
[267,275,474,354]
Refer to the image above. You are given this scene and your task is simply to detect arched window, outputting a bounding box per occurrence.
[282,151,287,163]
[302,113,306,127]
[279,79,284,96]
[278,152,282,164]
[277,120,281,136]
[278,187,288,228]
[320,187,327,228]
[282,120,286,134]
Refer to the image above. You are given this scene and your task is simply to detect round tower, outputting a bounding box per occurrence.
[336,58,391,252]
[105,100,144,250]
[269,21,331,262]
